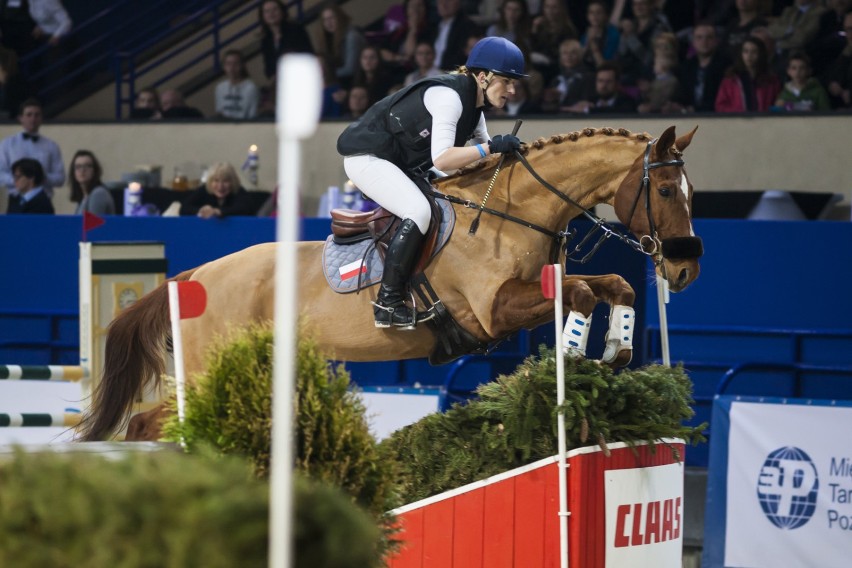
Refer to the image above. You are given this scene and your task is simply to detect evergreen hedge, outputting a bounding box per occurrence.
[161,324,400,524]
[381,348,707,503]
[0,451,381,568]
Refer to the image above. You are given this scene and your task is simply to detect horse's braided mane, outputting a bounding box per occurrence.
[449,127,652,179]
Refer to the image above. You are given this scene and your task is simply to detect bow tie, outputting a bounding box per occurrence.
[22,133,40,142]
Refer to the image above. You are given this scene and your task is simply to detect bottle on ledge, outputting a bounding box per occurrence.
[172,167,189,191]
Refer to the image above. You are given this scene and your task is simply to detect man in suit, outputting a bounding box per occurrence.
[0,98,65,198]
[767,0,827,57]
[432,0,479,71]
[677,23,731,112]
[563,62,637,114]
[6,157,54,214]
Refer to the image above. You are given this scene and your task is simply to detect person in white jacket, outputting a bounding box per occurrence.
[214,50,259,120]
[31,0,72,46]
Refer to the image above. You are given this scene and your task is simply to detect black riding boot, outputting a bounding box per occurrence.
[374,218,424,329]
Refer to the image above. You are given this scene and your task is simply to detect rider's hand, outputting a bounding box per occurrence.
[488,134,521,155]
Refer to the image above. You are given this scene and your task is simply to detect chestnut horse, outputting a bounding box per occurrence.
[77,126,702,441]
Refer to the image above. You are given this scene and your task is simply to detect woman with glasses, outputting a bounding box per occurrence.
[69,149,115,215]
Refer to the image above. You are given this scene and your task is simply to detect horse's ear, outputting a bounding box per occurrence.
[675,125,699,152]
[653,125,677,159]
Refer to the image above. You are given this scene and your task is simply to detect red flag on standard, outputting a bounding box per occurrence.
[177,281,207,319]
[541,264,556,299]
[83,211,105,232]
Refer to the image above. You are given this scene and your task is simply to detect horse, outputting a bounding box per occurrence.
[77,125,702,442]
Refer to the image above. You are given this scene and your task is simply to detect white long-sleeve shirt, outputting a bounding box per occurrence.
[215,79,259,120]
[30,0,72,38]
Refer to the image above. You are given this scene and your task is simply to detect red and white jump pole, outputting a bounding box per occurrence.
[541,263,569,568]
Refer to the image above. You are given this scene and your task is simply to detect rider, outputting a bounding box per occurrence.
[337,36,525,329]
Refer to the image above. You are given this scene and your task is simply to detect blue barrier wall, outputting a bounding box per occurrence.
[2,215,850,465]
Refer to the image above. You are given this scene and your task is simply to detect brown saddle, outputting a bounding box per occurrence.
[329,194,442,274]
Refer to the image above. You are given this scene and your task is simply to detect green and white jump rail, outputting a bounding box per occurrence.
[0,412,82,427]
[0,365,88,381]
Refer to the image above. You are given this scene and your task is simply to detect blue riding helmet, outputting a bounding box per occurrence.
[465,37,528,79]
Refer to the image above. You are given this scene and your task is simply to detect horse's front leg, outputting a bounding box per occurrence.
[566,274,636,367]
[489,277,597,340]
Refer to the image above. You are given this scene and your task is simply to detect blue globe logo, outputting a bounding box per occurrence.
[756,446,818,529]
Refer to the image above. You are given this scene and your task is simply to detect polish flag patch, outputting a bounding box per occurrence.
[339,259,367,280]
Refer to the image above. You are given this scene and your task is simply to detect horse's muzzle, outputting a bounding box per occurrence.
[661,237,704,260]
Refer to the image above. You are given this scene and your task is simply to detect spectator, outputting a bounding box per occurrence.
[404,42,442,85]
[30,0,72,48]
[766,0,827,60]
[724,0,769,59]
[432,0,480,71]
[715,36,781,112]
[380,0,431,70]
[352,45,396,103]
[259,0,313,82]
[810,0,852,75]
[638,52,680,112]
[0,51,26,120]
[677,23,731,112]
[344,85,371,118]
[0,98,64,198]
[489,77,541,115]
[130,87,160,119]
[68,150,115,216]
[6,158,53,214]
[774,52,830,111]
[824,11,852,109]
[529,0,578,76]
[0,0,36,55]
[581,1,621,68]
[214,50,259,120]
[160,88,204,120]
[616,0,672,85]
[542,38,595,112]
[564,62,637,113]
[179,162,255,218]
[315,2,365,89]
[486,0,533,54]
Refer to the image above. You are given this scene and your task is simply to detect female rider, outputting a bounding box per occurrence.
[337,36,526,329]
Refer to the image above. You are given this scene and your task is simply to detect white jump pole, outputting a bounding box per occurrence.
[656,274,671,367]
[270,54,322,568]
[78,242,93,400]
[167,282,187,447]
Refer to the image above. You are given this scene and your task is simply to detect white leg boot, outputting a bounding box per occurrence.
[562,311,592,358]
[602,305,635,364]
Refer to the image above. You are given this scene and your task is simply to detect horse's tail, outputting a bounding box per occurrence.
[76,268,198,441]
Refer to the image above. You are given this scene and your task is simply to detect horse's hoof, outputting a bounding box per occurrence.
[605,349,633,369]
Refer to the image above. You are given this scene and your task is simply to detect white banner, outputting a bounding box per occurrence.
[605,462,684,567]
[725,401,852,567]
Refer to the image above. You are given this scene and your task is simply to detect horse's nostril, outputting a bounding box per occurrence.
[678,268,689,285]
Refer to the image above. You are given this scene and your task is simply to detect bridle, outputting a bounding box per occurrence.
[422,138,703,268]
[622,140,703,271]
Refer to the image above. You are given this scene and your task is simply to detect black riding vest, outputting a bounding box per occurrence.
[337,74,483,174]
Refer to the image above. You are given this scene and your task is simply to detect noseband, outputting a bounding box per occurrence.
[626,140,703,267]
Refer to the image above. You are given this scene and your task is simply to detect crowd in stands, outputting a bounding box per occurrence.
[307,0,852,118]
[2,0,852,217]
[2,0,850,123]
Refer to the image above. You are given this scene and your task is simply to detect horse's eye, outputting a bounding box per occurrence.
[658,187,672,197]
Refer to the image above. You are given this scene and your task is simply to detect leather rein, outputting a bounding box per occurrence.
[421,139,690,265]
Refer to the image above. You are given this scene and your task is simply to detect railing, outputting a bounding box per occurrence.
[0,310,79,365]
[644,324,852,464]
[113,0,273,119]
[17,0,303,118]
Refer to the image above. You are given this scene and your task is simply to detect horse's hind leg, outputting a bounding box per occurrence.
[567,274,636,368]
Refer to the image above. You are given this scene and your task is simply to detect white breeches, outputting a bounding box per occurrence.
[343,154,431,235]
